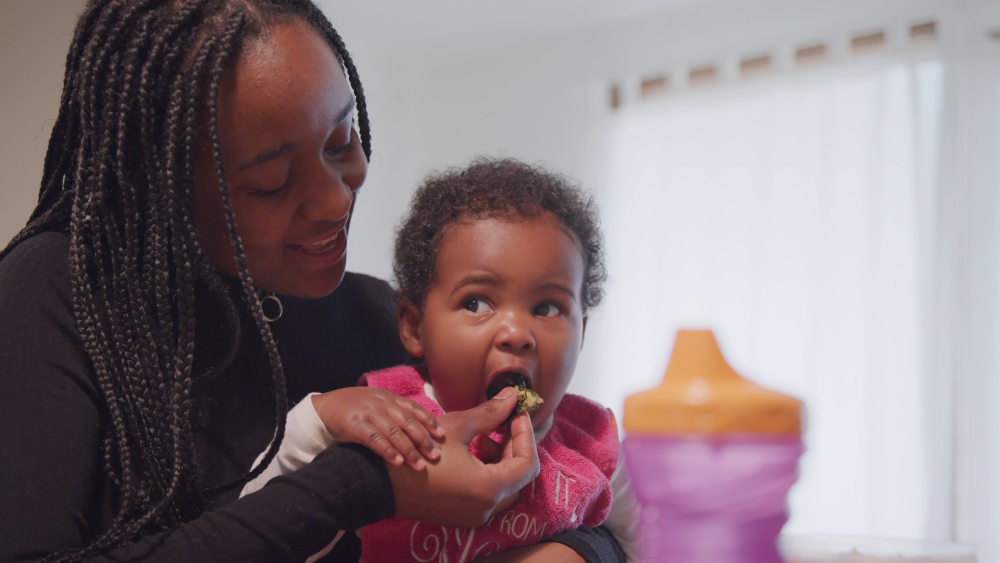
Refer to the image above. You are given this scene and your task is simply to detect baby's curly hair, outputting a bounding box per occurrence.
[393,157,606,310]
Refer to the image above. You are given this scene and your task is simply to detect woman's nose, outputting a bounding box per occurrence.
[496,312,536,351]
[299,166,355,223]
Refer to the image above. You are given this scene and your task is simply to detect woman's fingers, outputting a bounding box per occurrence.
[450,387,519,442]
[492,489,521,515]
[385,392,540,528]
[489,410,539,490]
[448,392,539,488]
[500,411,534,461]
[471,434,502,462]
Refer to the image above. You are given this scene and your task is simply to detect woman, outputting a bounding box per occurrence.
[0,0,627,562]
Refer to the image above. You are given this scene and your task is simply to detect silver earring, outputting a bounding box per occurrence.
[261,292,283,322]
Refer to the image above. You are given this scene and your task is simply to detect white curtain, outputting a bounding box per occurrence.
[580,13,1000,556]
[945,11,1000,563]
[585,57,953,540]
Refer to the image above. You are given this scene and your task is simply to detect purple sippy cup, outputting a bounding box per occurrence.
[623,330,804,563]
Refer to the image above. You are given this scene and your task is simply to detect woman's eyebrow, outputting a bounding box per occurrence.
[235,98,356,173]
[237,142,299,173]
[335,97,357,127]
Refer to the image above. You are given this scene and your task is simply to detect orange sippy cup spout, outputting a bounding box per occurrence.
[661,329,742,388]
[623,329,802,436]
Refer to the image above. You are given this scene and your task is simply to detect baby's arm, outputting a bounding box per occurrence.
[312,386,444,470]
[240,388,444,497]
[240,392,336,497]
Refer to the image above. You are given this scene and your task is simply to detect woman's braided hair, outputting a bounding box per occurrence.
[393,157,606,311]
[0,0,370,559]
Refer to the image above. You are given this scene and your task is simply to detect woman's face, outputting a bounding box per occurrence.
[193,18,368,299]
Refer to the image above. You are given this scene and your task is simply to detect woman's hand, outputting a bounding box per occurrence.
[386,388,541,528]
[312,387,444,471]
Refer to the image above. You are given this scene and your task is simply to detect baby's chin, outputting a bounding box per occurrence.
[529,408,554,430]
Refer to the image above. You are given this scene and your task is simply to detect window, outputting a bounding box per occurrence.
[595,57,943,536]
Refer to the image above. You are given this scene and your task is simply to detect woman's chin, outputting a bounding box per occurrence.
[257,260,348,300]
[294,267,347,299]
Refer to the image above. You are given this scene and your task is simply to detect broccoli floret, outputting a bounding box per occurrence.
[486,373,543,425]
[515,386,543,415]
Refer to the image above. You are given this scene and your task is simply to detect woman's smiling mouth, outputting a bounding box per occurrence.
[294,231,342,254]
[288,228,349,268]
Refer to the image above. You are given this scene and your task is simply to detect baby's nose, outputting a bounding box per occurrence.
[497,313,536,350]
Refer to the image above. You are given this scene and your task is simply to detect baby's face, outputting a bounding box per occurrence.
[401,213,587,428]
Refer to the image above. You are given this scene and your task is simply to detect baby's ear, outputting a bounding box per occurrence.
[398,299,425,358]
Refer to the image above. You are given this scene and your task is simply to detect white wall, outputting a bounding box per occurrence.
[0,0,967,272]
[344,0,973,280]
[0,1,85,247]
[341,0,971,393]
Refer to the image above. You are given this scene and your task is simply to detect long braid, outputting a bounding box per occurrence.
[200,11,292,492]
[184,30,244,390]
[282,0,372,161]
[0,1,372,560]
[324,25,371,161]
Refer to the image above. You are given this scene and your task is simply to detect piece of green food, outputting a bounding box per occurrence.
[486,373,544,424]
[516,386,544,414]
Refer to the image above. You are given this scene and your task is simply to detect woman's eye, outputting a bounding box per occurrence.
[462,298,490,314]
[252,180,288,197]
[326,130,354,157]
[534,303,561,318]
[325,142,351,157]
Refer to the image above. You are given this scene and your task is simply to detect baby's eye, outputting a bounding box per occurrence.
[462,298,491,314]
[533,302,561,318]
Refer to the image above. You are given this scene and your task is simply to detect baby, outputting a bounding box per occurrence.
[242,158,638,562]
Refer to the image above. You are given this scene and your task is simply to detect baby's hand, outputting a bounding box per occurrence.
[312,387,445,471]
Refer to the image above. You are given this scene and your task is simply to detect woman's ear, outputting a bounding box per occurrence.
[581,314,588,349]
[398,299,425,358]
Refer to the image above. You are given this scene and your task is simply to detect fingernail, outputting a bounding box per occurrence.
[493,388,514,400]
[415,459,426,470]
[394,455,404,464]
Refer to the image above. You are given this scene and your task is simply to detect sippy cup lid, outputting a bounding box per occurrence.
[623,330,802,435]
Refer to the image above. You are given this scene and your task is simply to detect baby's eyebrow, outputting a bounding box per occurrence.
[450,275,503,296]
[540,283,578,301]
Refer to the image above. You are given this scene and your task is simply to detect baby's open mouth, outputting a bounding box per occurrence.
[486,372,544,425]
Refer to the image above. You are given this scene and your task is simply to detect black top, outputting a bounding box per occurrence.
[0,232,625,563]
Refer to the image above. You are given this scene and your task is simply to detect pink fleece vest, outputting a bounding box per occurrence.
[358,365,619,563]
